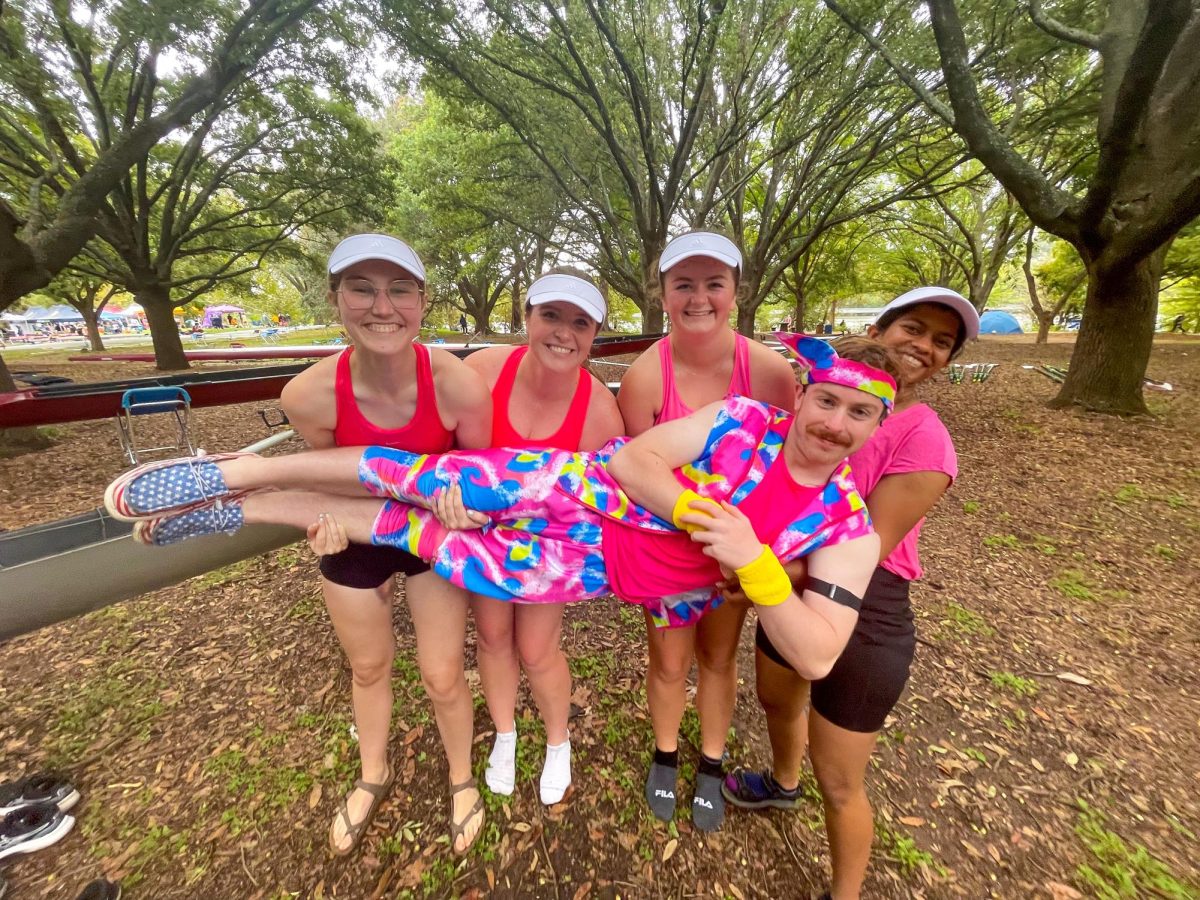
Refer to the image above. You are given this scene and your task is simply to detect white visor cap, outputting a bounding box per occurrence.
[328,233,426,283]
[526,274,606,324]
[659,231,742,273]
[877,287,980,341]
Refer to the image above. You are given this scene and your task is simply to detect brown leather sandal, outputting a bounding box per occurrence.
[328,765,394,856]
[448,776,485,856]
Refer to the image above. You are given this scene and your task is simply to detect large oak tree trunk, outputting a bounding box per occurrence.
[1035,313,1053,344]
[510,269,524,334]
[141,288,189,370]
[1051,250,1165,414]
[736,303,758,336]
[81,306,106,351]
[0,354,53,455]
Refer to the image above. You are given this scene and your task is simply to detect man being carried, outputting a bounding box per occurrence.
[104,337,899,679]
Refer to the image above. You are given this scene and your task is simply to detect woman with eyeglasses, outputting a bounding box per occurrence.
[280,234,492,856]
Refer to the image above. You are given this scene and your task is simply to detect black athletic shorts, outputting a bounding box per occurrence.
[755,565,915,734]
[318,541,430,589]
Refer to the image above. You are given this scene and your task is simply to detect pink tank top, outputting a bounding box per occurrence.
[603,453,821,604]
[332,344,454,453]
[490,346,592,451]
[654,332,754,424]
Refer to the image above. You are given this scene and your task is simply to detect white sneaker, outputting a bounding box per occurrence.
[540,738,572,805]
[485,730,516,796]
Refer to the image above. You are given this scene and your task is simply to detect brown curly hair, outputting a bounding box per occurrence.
[827,335,903,386]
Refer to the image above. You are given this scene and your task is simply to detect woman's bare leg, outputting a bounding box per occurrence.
[643,613,697,753]
[405,571,483,853]
[753,648,811,790]
[241,490,384,540]
[221,448,371,496]
[693,600,749,759]
[322,575,397,852]
[471,596,520,735]
[514,604,571,746]
[809,710,880,899]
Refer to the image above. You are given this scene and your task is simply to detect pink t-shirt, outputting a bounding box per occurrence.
[847,403,956,581]
[602,454,821,604]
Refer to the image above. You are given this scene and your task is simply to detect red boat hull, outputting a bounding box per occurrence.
[2,334,658,428]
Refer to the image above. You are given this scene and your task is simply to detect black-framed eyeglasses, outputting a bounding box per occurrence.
[339,278,424,311]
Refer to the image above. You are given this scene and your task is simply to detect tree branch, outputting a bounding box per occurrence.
[1028,0,1100,50]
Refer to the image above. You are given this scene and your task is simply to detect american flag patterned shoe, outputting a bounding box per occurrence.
[104,453,251,521]
[132,493,250,546]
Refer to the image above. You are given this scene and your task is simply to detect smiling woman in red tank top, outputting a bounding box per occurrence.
[447,272,623,806]
[279,234,492,856]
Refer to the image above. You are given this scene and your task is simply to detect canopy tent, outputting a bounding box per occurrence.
[202,304,245,327]
[1,311,28,321]
[43,305,84,321]
[979,310,1023,334]
[18,304,82,321]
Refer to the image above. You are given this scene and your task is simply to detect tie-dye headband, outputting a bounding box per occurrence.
[774,333,896,412]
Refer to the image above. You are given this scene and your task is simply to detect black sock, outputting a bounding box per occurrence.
[646,758,678,821]
[653,747,678,769]
[698,753,723,779]
[692,767,726,832]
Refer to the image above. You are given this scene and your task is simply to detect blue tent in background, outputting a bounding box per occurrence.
[979,310,1023,334]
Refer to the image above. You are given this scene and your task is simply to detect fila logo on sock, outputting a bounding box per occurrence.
[654,789,675,799]
[694,797,714,809]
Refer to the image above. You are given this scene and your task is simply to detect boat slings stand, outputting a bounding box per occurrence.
[115,386,195,465]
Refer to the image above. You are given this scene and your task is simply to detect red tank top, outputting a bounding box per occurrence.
[490,346,593,450]
[332,344,454,452]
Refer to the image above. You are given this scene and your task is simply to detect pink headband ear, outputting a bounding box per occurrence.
[773,333,896,411]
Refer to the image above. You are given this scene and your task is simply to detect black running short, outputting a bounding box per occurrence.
[318,541,430,589]
[755,566,915,734]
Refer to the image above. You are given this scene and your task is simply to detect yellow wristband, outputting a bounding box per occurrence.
[734,545,793,607]
[671,489,719,533]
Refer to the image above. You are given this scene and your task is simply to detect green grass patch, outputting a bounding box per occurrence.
[204,746,314,837]
[1051,569,1097,601]
[877,825,945,877]
[48,658,166,764]
[961,500,981,514]
[1032,533,1058,555]
[192,558,255,590]
[940,601,994,637]
[989,671,1039,698]
[1075,801,1198,899]
[1113,483,1144,505]
[983,533,1021,550]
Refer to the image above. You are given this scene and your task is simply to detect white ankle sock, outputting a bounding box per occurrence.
[486,730,517,795]
[540,737,572,805]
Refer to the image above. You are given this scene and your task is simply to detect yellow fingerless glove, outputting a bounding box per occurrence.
[734,545,793,607]
[671,489,719,533]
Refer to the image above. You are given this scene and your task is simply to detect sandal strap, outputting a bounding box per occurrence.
[352,771,393,799]
[449,776,477,796]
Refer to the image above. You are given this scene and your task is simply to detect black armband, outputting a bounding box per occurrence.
[805,577,863,612]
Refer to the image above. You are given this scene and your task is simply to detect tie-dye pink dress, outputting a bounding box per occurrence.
[361,395,872,627]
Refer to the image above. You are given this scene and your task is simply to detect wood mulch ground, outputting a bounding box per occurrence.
[1,334,1198,899]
